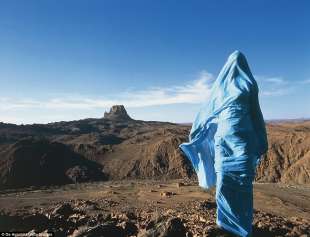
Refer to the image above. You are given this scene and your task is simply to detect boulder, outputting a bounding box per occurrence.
[139,217,187,237]
[71,223,126,237]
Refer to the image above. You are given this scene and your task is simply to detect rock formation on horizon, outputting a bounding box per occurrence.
[104,105,132,121]
[0,111,309,189]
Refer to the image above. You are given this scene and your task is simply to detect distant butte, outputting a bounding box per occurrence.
[104,105,132,121]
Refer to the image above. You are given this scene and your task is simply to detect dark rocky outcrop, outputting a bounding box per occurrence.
[104,105,132,121]
[140,217,187,237]
[72,223,126,237]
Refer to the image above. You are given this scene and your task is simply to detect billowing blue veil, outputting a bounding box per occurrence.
[179,51,268,236]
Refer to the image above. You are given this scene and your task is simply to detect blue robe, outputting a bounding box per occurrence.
[179,51,268,237]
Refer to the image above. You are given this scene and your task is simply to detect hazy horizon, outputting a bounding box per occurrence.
[0,0,309,124]
[1,106,310,126]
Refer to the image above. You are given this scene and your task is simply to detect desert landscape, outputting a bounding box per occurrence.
[1,0,309,236]
[0,105,309,236]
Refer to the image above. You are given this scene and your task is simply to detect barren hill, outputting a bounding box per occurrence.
[0,138,106,189]
[0,105,309,189]
[255,121,310,184]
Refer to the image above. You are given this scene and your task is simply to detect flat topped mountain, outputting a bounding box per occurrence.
[104,105,132,121]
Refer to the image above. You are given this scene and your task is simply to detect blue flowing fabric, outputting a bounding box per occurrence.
[179,51,268,237]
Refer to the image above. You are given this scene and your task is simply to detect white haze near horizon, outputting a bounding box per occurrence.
[0,71,310,124]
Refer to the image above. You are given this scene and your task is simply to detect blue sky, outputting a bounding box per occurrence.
[0,0,309,124]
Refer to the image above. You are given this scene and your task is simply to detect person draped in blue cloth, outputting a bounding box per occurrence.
[179,51,268,237]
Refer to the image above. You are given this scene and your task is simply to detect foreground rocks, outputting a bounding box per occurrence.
[72,223,126,237]
[0,198,309,237]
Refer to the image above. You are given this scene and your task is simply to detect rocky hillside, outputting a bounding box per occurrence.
[0,105,309,189]
[0,139,106,189]
[255,121,310,184]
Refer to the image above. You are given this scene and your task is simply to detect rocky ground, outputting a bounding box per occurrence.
[0,180,309,237]
[0,106,309,236]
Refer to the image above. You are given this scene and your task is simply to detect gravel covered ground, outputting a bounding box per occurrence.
[0,180,309,237]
